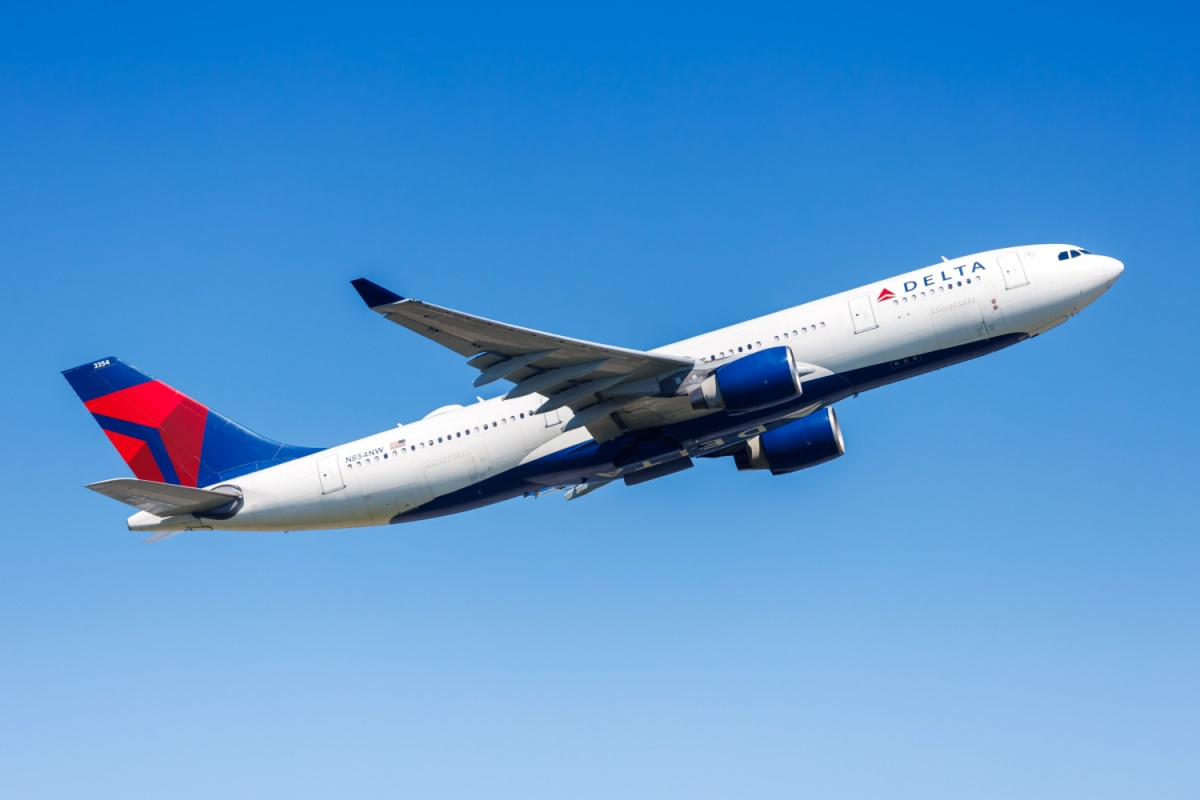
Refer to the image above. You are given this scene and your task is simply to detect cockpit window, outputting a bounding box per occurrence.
[1058,251,1069,260]
[1058,248,1091,260]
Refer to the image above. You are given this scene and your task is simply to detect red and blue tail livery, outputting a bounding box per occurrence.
[63,358,320,488]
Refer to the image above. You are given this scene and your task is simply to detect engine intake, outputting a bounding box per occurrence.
[734,408,845,475]
[689,346,803,414]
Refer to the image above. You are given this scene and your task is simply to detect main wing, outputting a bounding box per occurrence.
[351,279,700,439]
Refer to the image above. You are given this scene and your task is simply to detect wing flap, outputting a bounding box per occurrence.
[86,478,241,517]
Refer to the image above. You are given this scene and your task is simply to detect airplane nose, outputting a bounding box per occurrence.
[1103,256,1125,287]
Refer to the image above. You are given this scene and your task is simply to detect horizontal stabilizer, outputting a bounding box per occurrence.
[85,478,241,517]
[141,529,188,544]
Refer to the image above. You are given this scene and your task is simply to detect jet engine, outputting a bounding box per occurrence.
[689,346,804,413]
[733,408,845,475]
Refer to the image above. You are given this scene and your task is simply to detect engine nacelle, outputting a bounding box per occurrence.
[733,408,846,475]
[689,346,803,414]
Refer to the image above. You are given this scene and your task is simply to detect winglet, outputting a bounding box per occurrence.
[351,278,405,308]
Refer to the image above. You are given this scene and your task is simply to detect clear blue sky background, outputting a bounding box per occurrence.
[2,3,1197,798]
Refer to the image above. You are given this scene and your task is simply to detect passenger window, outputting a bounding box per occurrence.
[737,346,743,353]
[819,322,825,329]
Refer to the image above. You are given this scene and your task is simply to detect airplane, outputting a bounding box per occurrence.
[64,244,1122,540]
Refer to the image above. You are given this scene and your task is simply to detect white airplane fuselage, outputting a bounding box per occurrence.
[123,244,1122,533]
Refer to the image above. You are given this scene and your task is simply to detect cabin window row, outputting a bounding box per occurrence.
[700,322,826,363]
[345,409,539,468]
[891,278,976,305]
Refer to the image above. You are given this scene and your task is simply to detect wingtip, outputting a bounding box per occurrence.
[351,278,405,308]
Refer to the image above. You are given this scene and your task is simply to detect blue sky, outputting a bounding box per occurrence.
[2,3,1197,798]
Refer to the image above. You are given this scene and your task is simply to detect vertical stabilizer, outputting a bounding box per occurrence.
[63,358,321,487]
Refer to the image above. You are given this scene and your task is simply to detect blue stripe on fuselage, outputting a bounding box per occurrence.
[391,334,1026,523]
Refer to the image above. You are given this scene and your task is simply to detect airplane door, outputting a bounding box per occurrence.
[848,294,878,333]
[317,454,345,494]
[997,252,1029,289]
[544,408,561,427]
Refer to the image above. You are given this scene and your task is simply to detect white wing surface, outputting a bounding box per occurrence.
[352,279,698,437]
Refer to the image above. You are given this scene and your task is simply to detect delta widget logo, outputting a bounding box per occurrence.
[876,288,895,302]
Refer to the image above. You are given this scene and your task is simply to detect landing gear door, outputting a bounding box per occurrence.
[848,294,878,333]
[317,454,345,494]
[998,252,1029,289]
